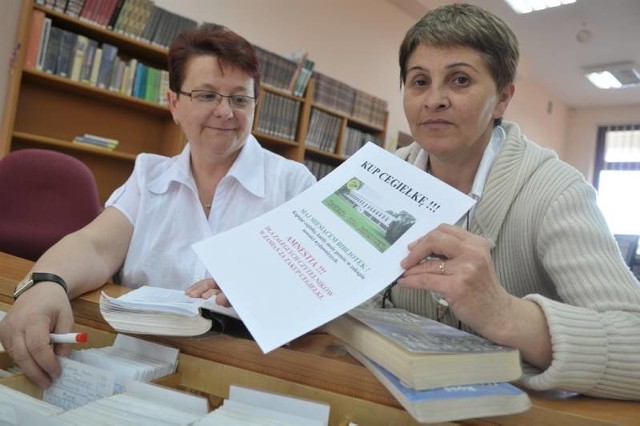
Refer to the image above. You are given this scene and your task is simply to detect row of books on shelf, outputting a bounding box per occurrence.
[314,72,388,129]
[342,127,383,157]
[254,91,301,142]
[303,158,337,181]
[305,108,343,154]
[253,46,387,130]
[253,45,315,98]
[25,11,169,105]
[36,0,197,48]
[304,109,384,158]
[0,333,329,425]
[32,2,387,134]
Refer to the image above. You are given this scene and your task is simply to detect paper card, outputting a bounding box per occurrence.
[113,333,179,365]
[229,385,330,423]
[43,356,115,410]
[124,379,209,416]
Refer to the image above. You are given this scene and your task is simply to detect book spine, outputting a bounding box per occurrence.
[36,18,52,71]
[42,27,63,74]
[83,133,119,144]
[24,10,46,70]
[96,43,118,89]
[70,35,89,81]
[106,0,125,30]
[55,30,77,78]
[89,46,102,86]
[79,39,98,83]
[64,0,86,18]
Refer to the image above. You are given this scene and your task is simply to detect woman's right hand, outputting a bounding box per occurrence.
[0,283,74,389]
[185,278,231,307]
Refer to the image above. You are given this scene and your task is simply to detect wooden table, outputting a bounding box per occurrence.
[1,251,638,425]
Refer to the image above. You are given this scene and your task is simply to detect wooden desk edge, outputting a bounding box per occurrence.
[1,251,638,425]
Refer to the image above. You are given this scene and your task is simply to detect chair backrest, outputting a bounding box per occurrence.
[0,148,102,260]
[613,234,639,267]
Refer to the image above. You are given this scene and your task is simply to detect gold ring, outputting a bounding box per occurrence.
[437,260,446,274]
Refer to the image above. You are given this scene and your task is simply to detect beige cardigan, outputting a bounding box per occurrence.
[387,121,640,400]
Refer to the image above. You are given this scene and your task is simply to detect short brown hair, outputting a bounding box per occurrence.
[168,23,260,97]
[399,3,519,93]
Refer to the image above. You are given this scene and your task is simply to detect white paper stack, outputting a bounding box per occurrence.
[54,380,208,425]
[195,385,330,425]
[0,384,63,425]
[43,334,179,409]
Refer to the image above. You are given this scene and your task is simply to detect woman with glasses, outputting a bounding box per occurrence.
[381,4,640,400]
[0,23,315,389]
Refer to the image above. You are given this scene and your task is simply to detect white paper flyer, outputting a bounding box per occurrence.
[192,142,475,352]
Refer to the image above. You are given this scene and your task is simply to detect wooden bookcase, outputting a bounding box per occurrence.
[0,0,388,204]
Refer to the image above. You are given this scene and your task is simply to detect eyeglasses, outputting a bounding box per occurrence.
[176,90,256,110]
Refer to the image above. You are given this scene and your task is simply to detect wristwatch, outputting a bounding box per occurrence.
[13,272,68,300]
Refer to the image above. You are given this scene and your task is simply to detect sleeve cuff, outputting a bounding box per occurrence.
[520,294,608,393]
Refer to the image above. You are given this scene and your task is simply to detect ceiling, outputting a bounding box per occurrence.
[387,0,640,109]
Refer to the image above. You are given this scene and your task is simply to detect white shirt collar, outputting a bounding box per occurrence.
[470,125,505,201]
[225,135,266,198]
[412,126,505,201]
[146,135,266,198]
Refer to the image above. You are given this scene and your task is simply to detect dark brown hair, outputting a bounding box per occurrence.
[168,23,260,97]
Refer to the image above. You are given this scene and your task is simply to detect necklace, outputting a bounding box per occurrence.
[204,203,211,209]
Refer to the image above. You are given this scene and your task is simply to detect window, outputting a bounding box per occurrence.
[593,124,640,235]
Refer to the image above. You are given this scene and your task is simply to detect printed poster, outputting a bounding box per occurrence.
[192,142,475,353]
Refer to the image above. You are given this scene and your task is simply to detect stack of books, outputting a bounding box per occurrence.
[324,306,531,424]
[72,133,119,151]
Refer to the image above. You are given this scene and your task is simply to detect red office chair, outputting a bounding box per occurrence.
[0,148,102,261]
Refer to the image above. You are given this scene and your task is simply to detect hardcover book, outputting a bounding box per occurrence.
[54,30,77,79]
[42,26,63,74]
[346,346,531,424]
[325,306,522,390]
[24,9,46,70]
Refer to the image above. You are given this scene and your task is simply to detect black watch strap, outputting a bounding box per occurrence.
[13,272,68,300]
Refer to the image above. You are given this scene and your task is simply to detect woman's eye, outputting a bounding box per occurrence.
[411,77,428,87]
[452,75,470,86]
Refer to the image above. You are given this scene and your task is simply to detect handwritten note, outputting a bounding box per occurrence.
[43,357,115,410]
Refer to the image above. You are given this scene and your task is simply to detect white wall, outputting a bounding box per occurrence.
[0,1,23,127]
[506,72,570,157]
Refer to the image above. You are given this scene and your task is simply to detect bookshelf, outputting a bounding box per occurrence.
[1,0,388,203]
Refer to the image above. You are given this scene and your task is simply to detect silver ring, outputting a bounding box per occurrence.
[437,260,446,274]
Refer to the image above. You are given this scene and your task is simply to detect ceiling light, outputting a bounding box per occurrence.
[584,62,640,90]
[504,0,576,14]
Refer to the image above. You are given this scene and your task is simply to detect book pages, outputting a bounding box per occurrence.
[346,346,531,424]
